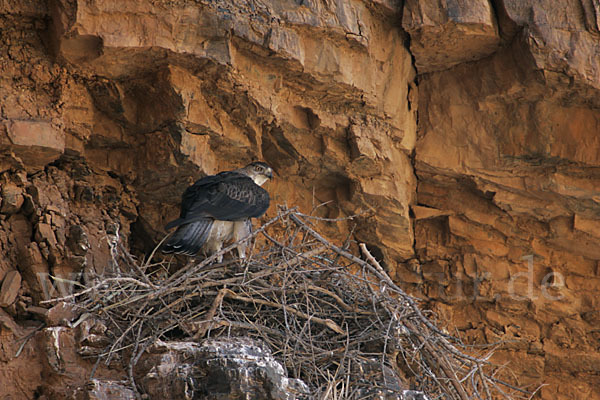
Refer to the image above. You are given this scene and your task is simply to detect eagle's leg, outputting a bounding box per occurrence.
[206,241,224,263]
[233,220,252,259]
[215,248,223,263]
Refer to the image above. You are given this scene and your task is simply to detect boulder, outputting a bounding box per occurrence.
[139,338,310,399]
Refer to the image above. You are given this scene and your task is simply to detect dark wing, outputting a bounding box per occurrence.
[165,171,270,230]
[162,219,213,255]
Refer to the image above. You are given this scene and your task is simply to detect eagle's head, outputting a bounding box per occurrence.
[239,162,273,186]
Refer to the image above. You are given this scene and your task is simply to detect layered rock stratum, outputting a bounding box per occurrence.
[0,0,599,399]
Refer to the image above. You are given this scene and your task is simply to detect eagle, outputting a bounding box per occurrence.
[162,162,273,261]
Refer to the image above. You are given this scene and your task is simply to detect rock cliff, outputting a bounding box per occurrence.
[0,0,598,399]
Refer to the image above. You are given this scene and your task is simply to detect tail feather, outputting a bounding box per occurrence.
[162,219,213,256]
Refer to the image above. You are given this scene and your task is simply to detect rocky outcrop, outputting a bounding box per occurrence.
[402,0,501,73]
[402,1,600,399]
[45,0,417,262]
[34,324,309,399]
[1,0,599,399]
[139,338,309,399]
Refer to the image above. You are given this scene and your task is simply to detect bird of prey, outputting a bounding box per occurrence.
[162,162,273,261]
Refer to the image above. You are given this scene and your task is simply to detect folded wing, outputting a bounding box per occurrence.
[162,171,270,255]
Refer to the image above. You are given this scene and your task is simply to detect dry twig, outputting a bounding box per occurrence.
[52,206,531,399]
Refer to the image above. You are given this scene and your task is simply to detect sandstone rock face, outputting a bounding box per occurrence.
[35,324,131,398]
[0,270,21,307]
[0,0,599,399]
[402,0,500,73]
[46,0,418,261]
[405,1,600,399]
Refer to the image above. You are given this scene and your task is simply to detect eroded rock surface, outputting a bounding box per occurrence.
[402,0,500,73]
[44,0,417,262]
[80,380,137,400]
[139,338,309,399]
[404,2,600,399]
[0,0,599,399]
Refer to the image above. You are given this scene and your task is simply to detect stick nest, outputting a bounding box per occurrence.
[53,206,534,399]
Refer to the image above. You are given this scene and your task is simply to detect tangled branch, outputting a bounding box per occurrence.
[45,206,535,399]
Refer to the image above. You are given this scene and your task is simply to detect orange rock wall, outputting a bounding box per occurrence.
[0,0,598,398]
[405,1,600,398]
